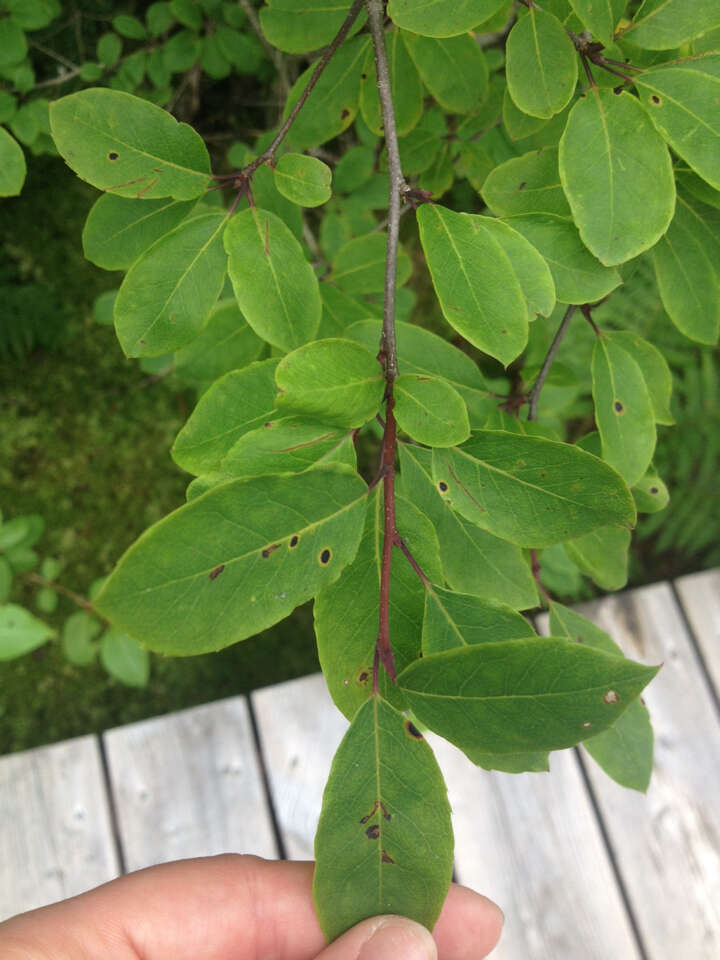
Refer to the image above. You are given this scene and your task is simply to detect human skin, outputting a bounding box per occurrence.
[0,855,503,960]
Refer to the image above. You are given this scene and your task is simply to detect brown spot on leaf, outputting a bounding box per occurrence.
[289,535,299,548]
[438,481,448,493]
[319,548,331,565]
[381,849,395,864]
[209,564,225,580]
[360,801,379,824]
[380,802,391,821]
[341,108,350,119]
[576,634,584,643]
[365,824,380,840]
[108,151,119,160]
[603,689,619,704]
[518,181,526,190]
[262,544,280,558]
[405,719,423,740]
[650,486,658,494]
[651,94,661,105]
[614,400,625,414]
[357,671,369,685]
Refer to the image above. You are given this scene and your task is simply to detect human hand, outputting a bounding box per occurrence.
[0,854,503,959]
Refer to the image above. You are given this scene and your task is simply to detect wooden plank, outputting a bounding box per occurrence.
[674,568,720,696]
[565,583,720,960]
[0,735,119,921]
[251,673,348,860]
[430,736,640,959]
[103,696,277,872]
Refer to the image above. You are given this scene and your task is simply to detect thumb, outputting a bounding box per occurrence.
[315,915,437,960]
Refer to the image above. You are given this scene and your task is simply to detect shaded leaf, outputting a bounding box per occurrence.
[506,8,577,119]
[114,212,227,357]
[394,375,470,447]
[474,215,556,318]
[432,430,636,547]
[592,336,657,486]
[225,207,321,351]
[275,338,384,427]
[0,126,26,197]
[260,0,364,54]
[50,89,211,200]
[174,299,265,388]
[95,469,369,655]
[171,359,279,475]
[313,696,453,942]
[569,0,625,46]
[82,194,196,270]
[633,468,670,514]
[481,147,571,218]
[221,418,353,479]
[608,330,674,425]
[61,611,101,666]
[404,32,488,114]
[0,604,55,660]
[331,233,412,295]
[566,525,631,590]
[100,627,150,686]
[621,0,720,50]
[387,0,508,37]
[423,585,535,655]
[360,28,424,136]
[559,89,675,265]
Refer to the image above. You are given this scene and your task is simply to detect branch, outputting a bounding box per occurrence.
[527,305,577,421]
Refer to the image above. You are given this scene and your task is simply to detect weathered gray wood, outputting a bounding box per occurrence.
[0,735,119,921]
[429,736,641,960]
[674,568,720,696]
[567,583,720,960]
[103,696,277,872]
[251,673,348,860]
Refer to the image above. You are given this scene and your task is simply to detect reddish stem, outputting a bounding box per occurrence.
[374,396,398,692]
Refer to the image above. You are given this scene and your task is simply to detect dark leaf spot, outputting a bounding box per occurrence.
[614,400,624,414]
[438,481,448,493]
[365,824,380,839]
[651,94,661,105]
[357,670,369,685]
[360,801,379,824]
[380,802,391,821]
[576,634,584,643]
[264,422,273,428]
[361,73,367,80]
[108,151,119,160]
[319,548,331,565]
[341,108,350,119]
[650,486,658,494]
[603,689,619,704]
[262,543,280,558]
[539,471,547,478]
[289,535,299,548]
[405,719,423,740]
[518,181,526,190]
[381,849,395,864]
[209,564,225,581]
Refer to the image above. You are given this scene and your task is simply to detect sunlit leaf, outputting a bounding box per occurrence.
[506,8,577,119]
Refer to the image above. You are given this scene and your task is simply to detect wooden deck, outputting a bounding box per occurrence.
[2,570,719,958]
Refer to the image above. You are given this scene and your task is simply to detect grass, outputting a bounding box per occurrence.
[0,158,320,754]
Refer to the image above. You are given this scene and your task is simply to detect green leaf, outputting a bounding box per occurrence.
[275,338,384,428]
[97,32,122,66]
[387,0,507,37]
[61,611,101,666]
[621,0,720,50]
[432,430,636,547]
[501,87,550,142]
[474,215,556,318]
[506,213,622,304]
[94,469,368,655]
[50,89,211,200]
[549,603,654,792]
[0,18,27,66]
[566,525,631,590]
[417,204,528,366]
[100,628,150,686]
[5,547,39,573]
[273,152,332,207]
[172,359,279,475]
[506,8,577,119]
[636,56,720,191]
[398,639,658,761]
[423,585,535,655]
[82,194,196,271]
[0,558,11,604]
[0,126,26,197]
[249,163,304,242]
[330,233,412,295]
[319,284,374,336]
[113,14,147,39]
[93,290,116,326]
[592,336,657,486]
[283,36,368,150]
[481,147,571,218]
[6,0,59,30]
[171,0,203,30]
[220,418,353,479]
[215,25,261,72]
[360,29,424,137]
[147,2,174,35]
[315,489,442,720]
[259,0,363,55]
[346,320,490,422]
[633,468,669,514]
[36,587,58,614]
[676,168,720,209]
[313,696,453,942]
[608,330,674,425]
[174,299,265,388]
[559,89,675,265]
[334,144,375,193]
[398,445,539,609]
[114,212,227,357]
[225,207,321,351]
[395,127,442,176]
[0,604,55,660]
[0,516,39,552]
[394,375,470,447]
[569,0,624,46]
[404,32,488,114]
[163,29,201,72]
[652,193,720,345]
[0,91,17,125]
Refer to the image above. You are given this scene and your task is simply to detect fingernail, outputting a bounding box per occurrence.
[357,917,437,960]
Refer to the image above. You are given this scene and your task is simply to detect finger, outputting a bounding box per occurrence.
[0,855,503,960]
[315,915,437,960]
